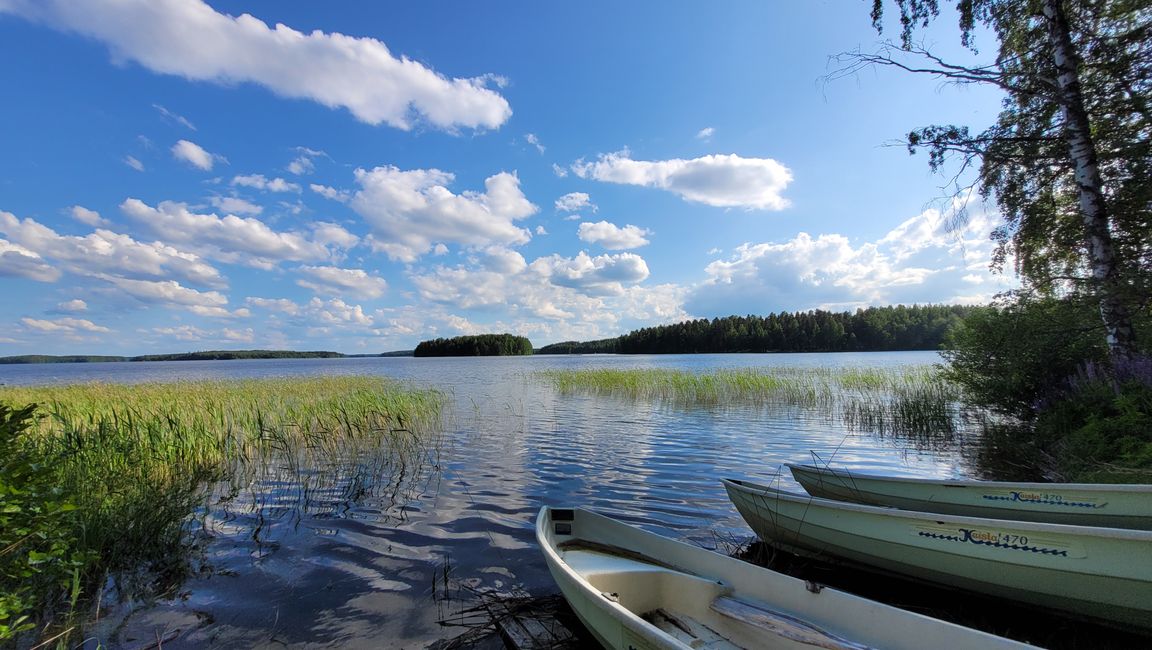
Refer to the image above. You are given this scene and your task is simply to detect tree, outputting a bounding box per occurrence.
[855,0,1151,362]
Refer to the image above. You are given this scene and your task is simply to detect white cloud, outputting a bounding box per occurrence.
[21,317,111,333]
[532,251,650,296]
[153,103,195,130]
[171,139,220,171]
[70,205,109,227]
[56,299,87,312]
[555,192,595,213]
[0,238,61,282]
[551,163,568,178]
[684,201,1013,317]
[151,324,209,341]
[0,210,224,287]
[288,156,315,175]
[106,276,228,308]
[296,265,387,299]
[221,327,254,342]
[577,221,651,250]
[232,174,301,193]
[121,198,351,267]
[124,155,145,172]
[535,225,548,235]
[309,297,373,326]
[572,151,793,210]
[246,297,300,315]
[351,166,537,262]
[696,127,715,141]
[0,0,511,131]
[209,196,263,216]
[525,133,544,153]
[310,183,349,202]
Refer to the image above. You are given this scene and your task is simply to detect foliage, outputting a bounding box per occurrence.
[864,0,1152,357]
[940,294,1111,417]
[0,403,85,642]
[535,338,619,355]
[0,377,445,646]
[414,333,533,357]
[1031,356,1152,480]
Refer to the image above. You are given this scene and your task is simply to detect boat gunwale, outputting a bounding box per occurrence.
[786,463,1152,493]
[724,478,1152,541]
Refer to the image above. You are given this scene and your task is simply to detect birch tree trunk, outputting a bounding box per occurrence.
[1042,0,1137,361]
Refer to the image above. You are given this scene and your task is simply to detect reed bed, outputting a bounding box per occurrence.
[0,376,445,644]
[539,366,965,440]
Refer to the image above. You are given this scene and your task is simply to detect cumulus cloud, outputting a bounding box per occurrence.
[21,317,111,333]
[209,196,262,215]
[533,251,650,296]
[0,238,61,282]
[571,151,793,210]
[232,174,301,193]
[577,221,651,250]
[310,183,350,202]
[351,166,537,262]
[121,198,353,267]
[551,163,568,178]
[554,192,595,213]
[70,205,109,227]
[124,155,145,171]
[0,0,511,131]
[684,199,1013,317]
[0,210,223,287]
[56,299,88,312]
[171,139,221,170]
[246,297,301,315]
[296,265,387,299]
[696,127,715,141]
[525,133,544,153]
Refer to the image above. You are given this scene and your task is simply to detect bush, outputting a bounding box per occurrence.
[1032,358,1152,481]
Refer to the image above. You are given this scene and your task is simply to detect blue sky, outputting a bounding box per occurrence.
[0,0,1014,355]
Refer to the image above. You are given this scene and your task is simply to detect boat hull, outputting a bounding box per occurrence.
[724,478,1152,630]
[788,463,1152,529]
[537,506,1036,649]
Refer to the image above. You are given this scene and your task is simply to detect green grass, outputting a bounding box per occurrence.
[539,366,962,439]
[0,376,445,645]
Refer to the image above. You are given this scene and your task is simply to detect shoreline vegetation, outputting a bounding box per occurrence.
[0,350,413,364]
[0,377,446,645]
[540,366,962,441]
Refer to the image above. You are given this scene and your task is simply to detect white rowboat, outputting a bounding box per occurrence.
[789,463,1152,529]
[723,478,1152,630]
[536,506,1037,649]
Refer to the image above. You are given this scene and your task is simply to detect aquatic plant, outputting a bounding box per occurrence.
[540,366,965,442]
[0,376,445,645]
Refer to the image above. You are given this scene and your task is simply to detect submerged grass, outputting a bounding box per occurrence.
[540,365,965,441]
[0,376,445,646]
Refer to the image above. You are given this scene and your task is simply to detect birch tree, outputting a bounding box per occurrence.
[858,0,1151,361]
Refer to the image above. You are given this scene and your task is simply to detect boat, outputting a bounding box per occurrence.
[722,478,1152,630]
[536,505,1037,649]
[788,463,1152,529]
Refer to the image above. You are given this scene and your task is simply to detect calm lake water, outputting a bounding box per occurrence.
[4,352,988,647]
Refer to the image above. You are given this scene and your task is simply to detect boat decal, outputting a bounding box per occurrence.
[980,491,1106,509]
[913,524,1086,558]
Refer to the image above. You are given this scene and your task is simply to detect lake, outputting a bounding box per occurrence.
[3,351,985,647]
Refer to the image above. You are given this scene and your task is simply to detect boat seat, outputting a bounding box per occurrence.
[710,596,873,650]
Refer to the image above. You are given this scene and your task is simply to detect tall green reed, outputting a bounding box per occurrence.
[0,376,445,646]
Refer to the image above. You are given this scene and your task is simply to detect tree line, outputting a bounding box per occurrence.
[414,334,533,357]
[537,305,974,355]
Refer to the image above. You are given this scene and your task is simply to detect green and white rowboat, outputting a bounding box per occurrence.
[537,506,1037,649]
[788,463,1152,529]
[722,478,1152,630]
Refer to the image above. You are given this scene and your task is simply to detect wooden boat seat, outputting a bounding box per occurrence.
[709,596,873,650]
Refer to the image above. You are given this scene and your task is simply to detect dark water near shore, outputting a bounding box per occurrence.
[4,352,1003,647]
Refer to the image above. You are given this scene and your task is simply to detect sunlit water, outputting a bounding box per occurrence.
[3,352,978,648]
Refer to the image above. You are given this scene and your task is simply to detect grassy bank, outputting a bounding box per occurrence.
[540,366,961,439]
[0,377,445,645]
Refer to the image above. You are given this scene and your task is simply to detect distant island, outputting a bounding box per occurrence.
[414,334,533,357]
[0,349,413,364]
